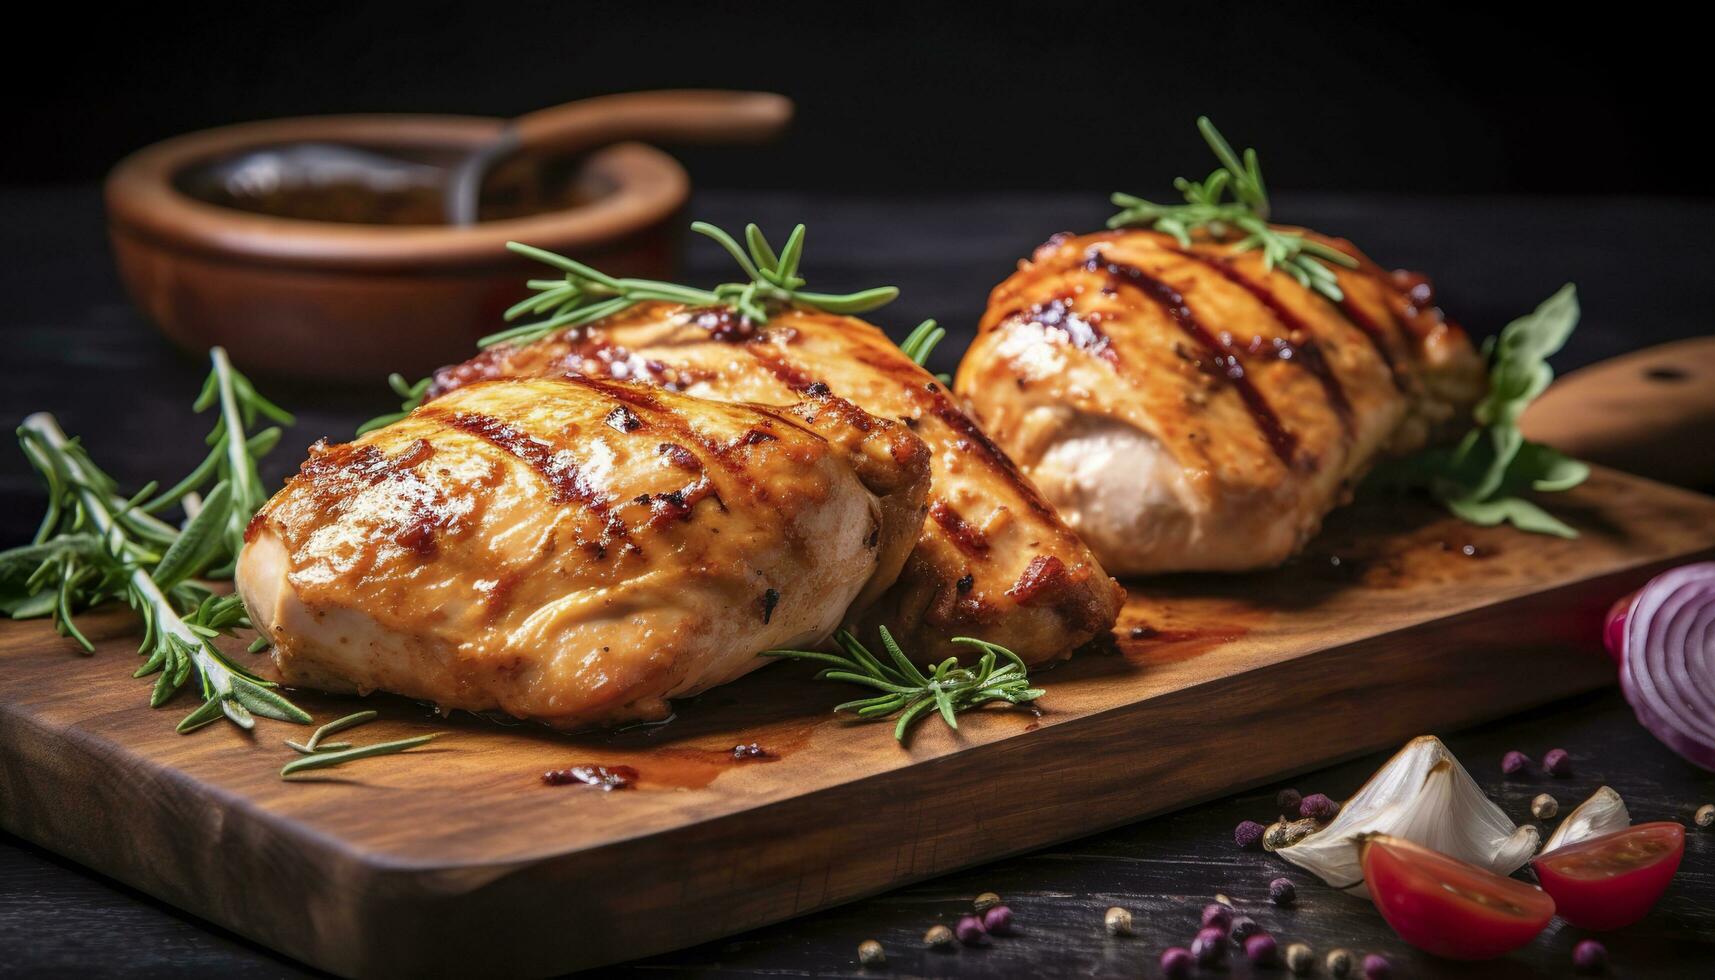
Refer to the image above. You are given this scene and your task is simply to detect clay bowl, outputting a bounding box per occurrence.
[105,92,790,382]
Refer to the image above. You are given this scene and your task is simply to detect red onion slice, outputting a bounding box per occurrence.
[1620,563,1715,771]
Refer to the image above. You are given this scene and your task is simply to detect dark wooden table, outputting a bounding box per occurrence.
[2,187,1712,977]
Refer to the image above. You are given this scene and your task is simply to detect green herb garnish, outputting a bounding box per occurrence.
[2,349,311,732]
[483,221,899,349]
[356,221,907,434]
[1108,116,1358,302]
[280,733,440,778]
[900,318,952,383]
[1372,284,1589,537]
[763,627,1043,742]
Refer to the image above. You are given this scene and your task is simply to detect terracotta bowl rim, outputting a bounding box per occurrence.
[104,113,689,273]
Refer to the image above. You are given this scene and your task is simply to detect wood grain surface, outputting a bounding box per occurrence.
[3,466,1712,976]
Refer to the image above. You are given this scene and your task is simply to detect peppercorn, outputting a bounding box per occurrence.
[1104,906,1134,936]
[982,904,1012,936]
[955,914,986,946]
[1502,750,1532,775]
[1201,902,1233,932]
[858,939,885,967]
[1532,793,1559,820]
[1235,819,1267,849]
[1160,946,1194,979]
[1229,916,1260,944]
[1276,787,1303,814]
[1269,876,1297,905]
[1325,947,1354,977]
[1573,938,1608,974]
[1245,932,1279,967]
[1695,803,1714,828]
[1543,747,1572,777]
[923,924,954,949]
[1191,926,1227,965]
[1300,793,1341,822]
[973,891,1002,912]
[1363,952,1394,979]
[1285,942,1314,975]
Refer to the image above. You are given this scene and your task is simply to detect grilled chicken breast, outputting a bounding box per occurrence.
[237,376,930,728]
[957,229,1484,574]
[427,303,1124,664]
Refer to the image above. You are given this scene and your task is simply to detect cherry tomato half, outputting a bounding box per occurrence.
[1361,834,1555,959]
[1532,821,1684,930]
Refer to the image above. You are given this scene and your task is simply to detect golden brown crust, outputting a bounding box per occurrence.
[956,228,1484,574]
[425,305,1125,664]
[240,376,930,727]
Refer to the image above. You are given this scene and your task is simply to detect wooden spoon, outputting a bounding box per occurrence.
[1521,336,1715,490]
[445,90,793,224]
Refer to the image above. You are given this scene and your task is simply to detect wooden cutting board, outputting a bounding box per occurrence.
[4,466,1715,976]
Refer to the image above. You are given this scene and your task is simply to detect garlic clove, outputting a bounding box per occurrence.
[1275,736,1538,895]
[1542,785,1630,853]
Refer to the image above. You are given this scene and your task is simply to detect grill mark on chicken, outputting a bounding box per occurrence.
[429,409,604,509]
[929,500,990,557]
[584,376,773,504]
[1019,297,1119,363]
[689,306,758,342]
[1088,252,1299,465]
[1168,249,1355,434]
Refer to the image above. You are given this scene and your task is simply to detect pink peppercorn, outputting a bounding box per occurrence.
[1229,916,1260,943]
[1544,748,1572,777]
[981,904,1012,935]
[1363,953,1393,979]
[1502,750,1532,776]
[1269,876,1297,905]
[1245,932,1279,966]
[1573,939,1607,973]
[1201,902,1233,932]
[954,914,985,946]
[1160,946,1194,979]
[1235,819,1267,849]
[1191,926,1227,965]
[1276,787,1303,813]
[1300,793,1340,822]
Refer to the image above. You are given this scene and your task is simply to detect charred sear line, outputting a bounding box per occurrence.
[430,409,601,508]
[605,406,643,433]
[1088,251,1298,465]
[1171,249,1354,432]
[930,500,990,557]
[657,442,702,471]
[759,587,780,624]
[1018,297,1118,363]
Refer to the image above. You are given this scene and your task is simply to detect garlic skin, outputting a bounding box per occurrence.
[1543,785,1630,852]
[1275,736,1539,894]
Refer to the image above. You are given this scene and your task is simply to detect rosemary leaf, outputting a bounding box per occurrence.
[305,709,379,751]
[280,733,441,778]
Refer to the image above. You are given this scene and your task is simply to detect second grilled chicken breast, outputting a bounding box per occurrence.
[427,303,1125,665]
[237,376,930,728]
[957,229,1484,574]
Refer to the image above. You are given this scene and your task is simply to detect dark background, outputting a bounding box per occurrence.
[6,1,1699,196]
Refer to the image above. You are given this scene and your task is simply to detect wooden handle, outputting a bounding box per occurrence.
[1520,336,1715,490]
[510,90,793,157]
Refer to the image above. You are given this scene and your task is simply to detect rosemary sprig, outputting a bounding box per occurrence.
[481,221,899,349]
[280,733,440,778]
[763,627,1044,742]
[1108,116,1358,302]
[1370,284,1588,536]
[355,221,907,434]
[2,349,310,732]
